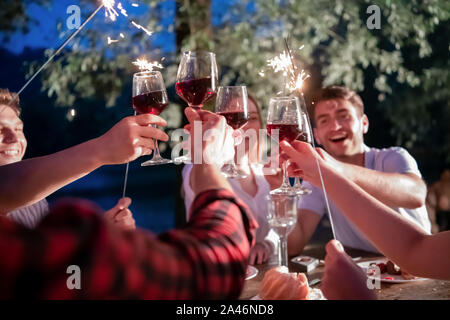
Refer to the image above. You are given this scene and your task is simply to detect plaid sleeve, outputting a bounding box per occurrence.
[0,190,257,300]
[158,188,258,299]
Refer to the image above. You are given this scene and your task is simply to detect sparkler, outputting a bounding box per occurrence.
[266,43,310,94]
[1,3,107,115]
[122,144,132,198]
[282,37,337,240]
[1,0,155,116]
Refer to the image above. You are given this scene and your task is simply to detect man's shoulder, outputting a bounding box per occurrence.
[366,145,417,164]
[366,145,411,157]
[365,145,420,175]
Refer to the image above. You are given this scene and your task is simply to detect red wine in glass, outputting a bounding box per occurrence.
[132,71,172,166]
[132,90,168,115]
[267,123,302,142]
[217,111,249,129]
[175,76,215,108]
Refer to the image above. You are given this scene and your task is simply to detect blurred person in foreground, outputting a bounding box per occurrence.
[0,107,257,299]
[280,140,450,301]
[0,88,152,230]
[288,86,431,256]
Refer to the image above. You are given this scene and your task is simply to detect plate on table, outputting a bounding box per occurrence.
[246,266,259,280]
[357,259,427,283]
[251,288,326,300]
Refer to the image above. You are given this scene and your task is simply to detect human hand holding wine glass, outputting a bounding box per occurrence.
[94,114,168,165]
[132,71,172,166]
[266,96,307,195]
[215,86,249,179]
[267,194,297,268]
[184,107,235,167]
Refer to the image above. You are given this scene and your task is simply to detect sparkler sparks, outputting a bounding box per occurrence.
[104,1,153,44]
[267,50,292,76]
[1,0,154,115]
[132,58,164,72]
[104,1,152,37]
[107,36,119,45]
[103,0,119,21]
[266,47,310,93]
[131,21,153,36]
[118,3,128,17]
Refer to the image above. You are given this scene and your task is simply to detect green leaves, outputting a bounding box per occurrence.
[12,0,450,164]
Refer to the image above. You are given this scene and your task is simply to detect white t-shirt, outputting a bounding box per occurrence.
[182,164,278,251]
[300,146,432,253]
[7,199,49,229]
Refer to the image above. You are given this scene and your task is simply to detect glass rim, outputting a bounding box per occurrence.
[217,85,247,89]
[133,70,162,78]
[181,50,216,57]
[270,96,299,102]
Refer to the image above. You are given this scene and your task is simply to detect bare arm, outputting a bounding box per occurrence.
[0,114,168,213]
[185,106,236,201]
[0,139,101,212]
[282,141,450,280]
[321,167,449,279]
[287,209,321,256]
[190,164,232,195]
[343,163,426,209]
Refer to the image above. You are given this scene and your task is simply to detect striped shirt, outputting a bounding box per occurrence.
[7,198,49,229]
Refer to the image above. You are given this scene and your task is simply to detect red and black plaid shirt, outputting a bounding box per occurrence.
[0,189,257,299]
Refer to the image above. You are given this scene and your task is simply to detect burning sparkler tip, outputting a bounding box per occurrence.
[132,57,164,72]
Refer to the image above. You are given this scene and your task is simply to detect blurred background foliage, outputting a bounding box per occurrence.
[2,0,446,171]
[0,0,449,201]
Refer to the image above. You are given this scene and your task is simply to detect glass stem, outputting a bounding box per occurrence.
[151,124,161,160]
[278,235,288,268]
[294,177,301,187]
[281,160,290,188]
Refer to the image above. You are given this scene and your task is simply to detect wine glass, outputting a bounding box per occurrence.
[292,95,313,194]
[266,96,305,195]
[175,51,218,163]
[215,86,249,179]
[292,112,313,195]
[132,71,173,166]
[267,194,298,268]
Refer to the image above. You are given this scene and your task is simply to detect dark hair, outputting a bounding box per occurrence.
[247,92,263,128]
[0,89,21,116]
[308,86,364,121]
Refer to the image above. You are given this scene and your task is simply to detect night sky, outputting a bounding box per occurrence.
[1,0,236,54]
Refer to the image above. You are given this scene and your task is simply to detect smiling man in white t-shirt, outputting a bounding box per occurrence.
[288,86,431,254]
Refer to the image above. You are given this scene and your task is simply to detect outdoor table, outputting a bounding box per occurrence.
[240,243,450,300]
